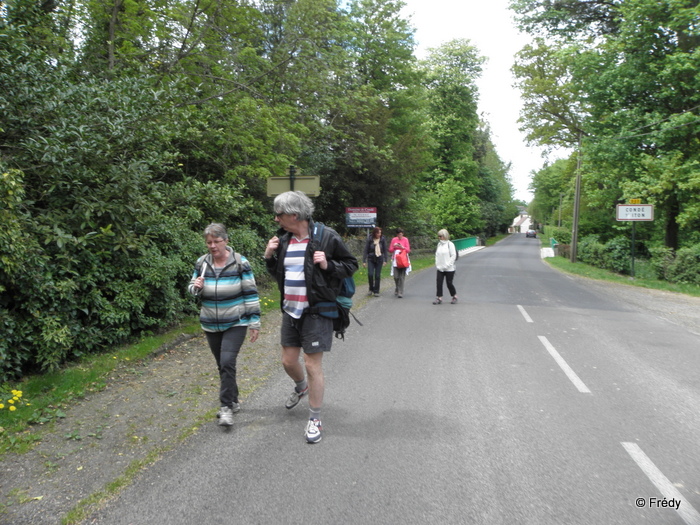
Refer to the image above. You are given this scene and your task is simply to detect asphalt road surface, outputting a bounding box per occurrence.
[91,234,700,525]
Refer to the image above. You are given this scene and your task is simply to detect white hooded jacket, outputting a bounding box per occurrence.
[435,240,457,272]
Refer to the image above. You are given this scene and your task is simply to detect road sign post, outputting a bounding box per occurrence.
[616,203,654,277]
[266,166,321,197]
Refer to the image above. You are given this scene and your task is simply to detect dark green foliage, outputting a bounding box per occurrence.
[546,226,572,244]
[648,246,676,280]
[666,245,700,285]
[0,0,518,381]
[577,235,632,274]
[577,235,606,269]
[603,236,633,274]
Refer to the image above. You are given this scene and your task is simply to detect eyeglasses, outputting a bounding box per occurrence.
[275,212,285,218]
[206,239,225,246]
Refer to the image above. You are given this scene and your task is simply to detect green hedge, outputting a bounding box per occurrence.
[560,232,700,285]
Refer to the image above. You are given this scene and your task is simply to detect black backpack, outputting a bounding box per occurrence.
[312,222,362,340]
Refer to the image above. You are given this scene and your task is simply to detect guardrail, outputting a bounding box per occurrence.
[550,237,559,255]
[453,236,479,252]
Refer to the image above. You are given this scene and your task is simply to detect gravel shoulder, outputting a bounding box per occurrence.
[561,272,700,336]
[1,268,698,525]
[0,312,284,525]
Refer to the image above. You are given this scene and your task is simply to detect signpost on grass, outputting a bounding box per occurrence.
[616,201,654,277]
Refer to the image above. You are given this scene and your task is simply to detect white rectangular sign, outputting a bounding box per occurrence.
[616,204,654,221]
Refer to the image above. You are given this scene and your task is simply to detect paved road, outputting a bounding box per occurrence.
[91,234,700,525]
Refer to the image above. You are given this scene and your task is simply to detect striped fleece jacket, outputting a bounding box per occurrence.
[188,247,261,332]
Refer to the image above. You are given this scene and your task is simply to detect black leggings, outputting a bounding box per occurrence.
[436,270,456,298]
[205,326,247,407]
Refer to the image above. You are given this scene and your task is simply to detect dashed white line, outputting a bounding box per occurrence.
[622,442,700,525]
[537,336,591,394]
[517,305,533,323]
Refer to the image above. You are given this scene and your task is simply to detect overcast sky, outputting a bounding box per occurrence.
[401,0,555,203]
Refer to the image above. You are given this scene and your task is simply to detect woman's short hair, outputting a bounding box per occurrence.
[437,228,450,240]
[274,191,314,221]
[372,226,382,238]
[396,228,404,234]
[204,223,228,241]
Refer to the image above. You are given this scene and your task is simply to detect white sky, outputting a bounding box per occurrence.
[401,0,553,203]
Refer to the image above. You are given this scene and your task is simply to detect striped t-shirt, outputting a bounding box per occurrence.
[283,237,309,318]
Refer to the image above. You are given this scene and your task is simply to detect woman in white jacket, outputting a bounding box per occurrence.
[433,229,458,305]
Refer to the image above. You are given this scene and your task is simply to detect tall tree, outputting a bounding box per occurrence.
[512,0,700,250]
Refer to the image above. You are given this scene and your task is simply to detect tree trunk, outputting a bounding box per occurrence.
[664,194,680,251]
[108,0,122,70]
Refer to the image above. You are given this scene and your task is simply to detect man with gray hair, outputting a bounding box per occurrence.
[264,191,358,443]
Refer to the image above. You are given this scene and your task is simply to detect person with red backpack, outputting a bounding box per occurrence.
[389,228,411,298]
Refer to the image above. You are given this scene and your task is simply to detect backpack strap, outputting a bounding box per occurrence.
[312,221,326,249]
[233,251,243,273]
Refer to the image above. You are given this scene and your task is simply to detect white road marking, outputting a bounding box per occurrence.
[517,305,533,323]
[537,336,591,393]
[622,442,700,525]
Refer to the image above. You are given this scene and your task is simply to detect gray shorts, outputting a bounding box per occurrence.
[280,311,334,353]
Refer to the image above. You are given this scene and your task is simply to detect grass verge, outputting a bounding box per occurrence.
[545,255,700,297]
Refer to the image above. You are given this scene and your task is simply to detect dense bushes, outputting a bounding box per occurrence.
[0,46,275,381]
[559,232,700,285]
[544,226,572,245]
[665,245,700,285]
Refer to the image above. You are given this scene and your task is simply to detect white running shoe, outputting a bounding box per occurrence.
[305,419,322,443]
[218,406,234,427]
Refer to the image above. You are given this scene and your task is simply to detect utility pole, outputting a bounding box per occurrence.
[570,134,582,263]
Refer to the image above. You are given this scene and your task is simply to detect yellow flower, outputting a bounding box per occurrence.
[9,406,16,412]
[0,404,4,409]
[8,399,14,405]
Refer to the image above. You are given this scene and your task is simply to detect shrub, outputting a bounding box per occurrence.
[547,226,572,245]
[666,244,700,285]
[648,245,675,280]
[577,235,606,268]
[603,236,632,274]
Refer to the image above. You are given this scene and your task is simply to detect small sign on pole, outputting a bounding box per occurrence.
[616,204,653,221]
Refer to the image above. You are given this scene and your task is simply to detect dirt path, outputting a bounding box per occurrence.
[0,312,284,525]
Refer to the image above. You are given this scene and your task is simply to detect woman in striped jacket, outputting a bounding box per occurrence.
[188,223,261,427]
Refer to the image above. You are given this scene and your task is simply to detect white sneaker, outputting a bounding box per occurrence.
[217,402,240,418]
[218,406,234,427]
[305,419,322,443]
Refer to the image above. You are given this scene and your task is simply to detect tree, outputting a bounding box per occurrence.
[512,0,700,251]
